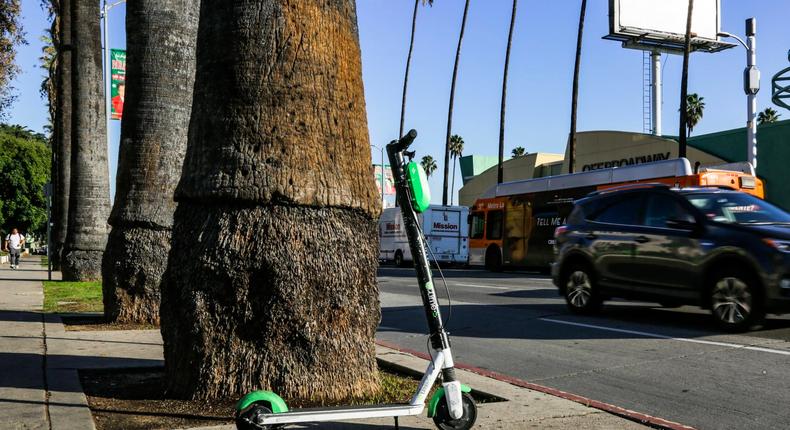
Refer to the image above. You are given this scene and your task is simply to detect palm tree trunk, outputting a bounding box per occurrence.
[678,0,694,158]
[62,0,110,281]
[161,0,381,400]
[101,0,199,325]
[568,0,586,174]
[400,0,420,138]
[443,0,470,206]
[450,154,457,205]
[53,0,72,268]
[498,0,517,184]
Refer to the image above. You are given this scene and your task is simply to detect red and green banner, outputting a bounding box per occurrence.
[110,49,126,120]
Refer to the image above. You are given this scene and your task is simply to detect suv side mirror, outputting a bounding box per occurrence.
[666,217,697,230]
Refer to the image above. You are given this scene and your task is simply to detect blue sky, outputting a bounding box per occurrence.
[8,1,790,203]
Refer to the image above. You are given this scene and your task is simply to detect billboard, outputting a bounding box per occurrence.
[373,164,395,196]
[110,49,126,120]
[605,0,733,53]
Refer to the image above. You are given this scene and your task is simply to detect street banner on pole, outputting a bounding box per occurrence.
[110,49,126,120]
[373,165,395,195]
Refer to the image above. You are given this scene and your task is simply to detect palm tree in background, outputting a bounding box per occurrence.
[442,0,470,205]
[511,146,525,158]
[62,0,111,281]
[421,155,437,178]
[678,0,694,157]
[102,0,200,325]
[498,0,518,184]
[449,134,464,205]
[758,107,781,125]
[52,0,72,269]
[399,0,433,138]
[568,0,587,173]
[683,93,705,136]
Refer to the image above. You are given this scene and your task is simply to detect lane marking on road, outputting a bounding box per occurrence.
[453,283,511,290]
[540,318,790,356]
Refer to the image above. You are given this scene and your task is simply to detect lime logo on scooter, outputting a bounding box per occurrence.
[423,281,440,318]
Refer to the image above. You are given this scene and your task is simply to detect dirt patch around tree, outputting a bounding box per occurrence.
[80,362,503,430]
[60,314,158,331]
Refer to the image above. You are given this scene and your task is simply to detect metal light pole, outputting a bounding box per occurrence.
[719,18,759,168]
[371,144,386,208]
[101,0,126,196]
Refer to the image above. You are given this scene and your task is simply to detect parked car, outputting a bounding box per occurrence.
[552,184,790,331]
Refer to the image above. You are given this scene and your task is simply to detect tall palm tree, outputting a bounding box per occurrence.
[498,0,517,184]
[683,93,705,136]
[442,0,470,205]
[568,0,586,173]
[399,0,433,138]
[511,146,525,158]
[101,0,199,325]
[678,0,694,157]
[449,134,463,205]
[62,0,110,281]
[421,154,437,178]
[758,107,781,125]
[161,0,382,400]
[53,0,72,269]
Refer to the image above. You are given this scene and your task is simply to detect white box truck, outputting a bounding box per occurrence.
[379,205,469,266]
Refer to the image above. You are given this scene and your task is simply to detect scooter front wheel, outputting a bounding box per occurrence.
[432,392,477,430]
[235,402,283,430]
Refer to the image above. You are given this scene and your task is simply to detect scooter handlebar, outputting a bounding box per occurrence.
[390,129,418,152]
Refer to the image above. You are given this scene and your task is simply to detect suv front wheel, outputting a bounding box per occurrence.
[562,263,602,314]
[709,268,764,332]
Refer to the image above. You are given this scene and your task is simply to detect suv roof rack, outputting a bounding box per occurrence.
[586,182,670,197]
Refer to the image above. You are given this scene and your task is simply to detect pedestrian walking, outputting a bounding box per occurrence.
[4,228,25,269]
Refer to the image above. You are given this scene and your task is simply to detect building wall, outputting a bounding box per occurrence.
[458,152,563,206]
[562,131,724,173]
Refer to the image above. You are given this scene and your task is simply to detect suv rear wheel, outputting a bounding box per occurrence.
[709,268,764,332]
[562,263,602,314]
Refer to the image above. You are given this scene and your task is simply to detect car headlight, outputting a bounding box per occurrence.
[764,238,790,253]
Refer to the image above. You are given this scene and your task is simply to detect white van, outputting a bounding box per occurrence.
[379,205,469,266]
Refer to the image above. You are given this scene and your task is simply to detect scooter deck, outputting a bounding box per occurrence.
[260,402,425,425]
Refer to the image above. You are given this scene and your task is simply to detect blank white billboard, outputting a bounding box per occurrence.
[611,0,721,42]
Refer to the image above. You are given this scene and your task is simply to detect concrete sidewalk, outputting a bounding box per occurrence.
[0,257,654,430]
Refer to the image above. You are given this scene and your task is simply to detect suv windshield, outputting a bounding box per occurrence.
[685,193,790,224]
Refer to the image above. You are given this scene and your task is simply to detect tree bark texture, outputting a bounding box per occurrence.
[102,0,199,325]
[162,0,381,400]
[53,0,71,267]
[62,0,110,281]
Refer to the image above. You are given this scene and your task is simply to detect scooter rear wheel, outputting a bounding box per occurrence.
[235,402,283,430]
[432,392,477,430]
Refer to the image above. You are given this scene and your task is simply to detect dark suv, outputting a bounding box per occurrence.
[552,185,790,331]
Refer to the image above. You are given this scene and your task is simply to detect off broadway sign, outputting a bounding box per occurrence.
[582,152,671,171]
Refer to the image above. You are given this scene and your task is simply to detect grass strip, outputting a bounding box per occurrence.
[43,280,103,313]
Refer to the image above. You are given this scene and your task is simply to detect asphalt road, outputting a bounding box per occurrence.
[376,266,790,430]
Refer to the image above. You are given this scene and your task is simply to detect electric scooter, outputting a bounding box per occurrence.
[234,129,478,430]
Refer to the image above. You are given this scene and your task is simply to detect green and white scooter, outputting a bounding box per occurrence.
[234,129,477,430]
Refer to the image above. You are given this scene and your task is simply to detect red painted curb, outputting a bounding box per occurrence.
[376,339,696,430]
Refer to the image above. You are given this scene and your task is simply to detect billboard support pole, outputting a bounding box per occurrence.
[651,51,662,136]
